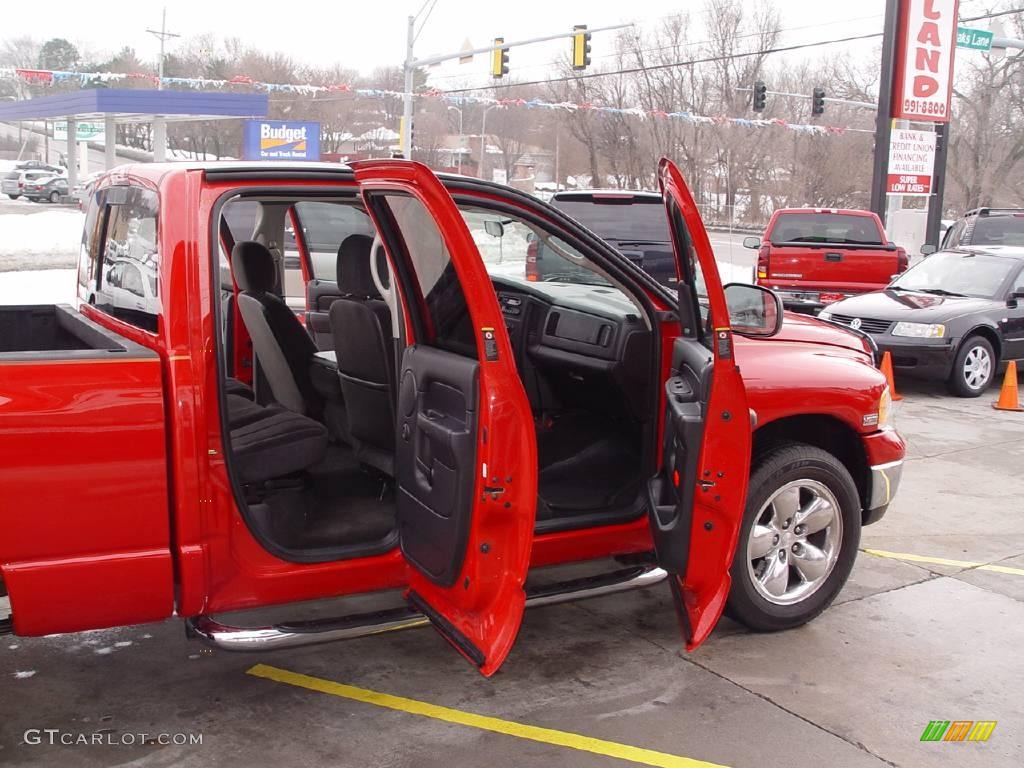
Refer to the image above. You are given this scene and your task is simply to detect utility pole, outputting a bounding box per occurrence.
[400,22,631,160]
[925,122,949,248]
[146,7,179,163]
[447,105,464,173]
[868,0,900,223]
[146,7,179,91]
[479,105,499,180]
[402,14,415,159]
[554,126,560,192]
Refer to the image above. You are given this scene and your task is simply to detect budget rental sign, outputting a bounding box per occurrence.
[887,128,936,195]
[891,0,959,122]
[243,121,320,161]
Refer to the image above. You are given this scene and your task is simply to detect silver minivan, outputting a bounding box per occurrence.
[2,170,51,200]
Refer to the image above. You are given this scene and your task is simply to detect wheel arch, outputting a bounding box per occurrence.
[753,414,868,519]
[959,325,1001,361]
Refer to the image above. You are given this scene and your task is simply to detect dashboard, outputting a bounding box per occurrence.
[491,276,653,420]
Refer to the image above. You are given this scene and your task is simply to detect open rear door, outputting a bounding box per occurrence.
[351,159,537,677]
[647,158,752,651]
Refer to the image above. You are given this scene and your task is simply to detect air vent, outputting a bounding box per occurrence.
[545,312,560,336]
[598,324,613,347]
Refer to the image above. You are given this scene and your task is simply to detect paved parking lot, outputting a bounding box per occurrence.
[2,376,1023,768]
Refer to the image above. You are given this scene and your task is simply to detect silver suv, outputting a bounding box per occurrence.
[2,170,53,200]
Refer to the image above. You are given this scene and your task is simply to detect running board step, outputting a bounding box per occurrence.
[186,565,667,652]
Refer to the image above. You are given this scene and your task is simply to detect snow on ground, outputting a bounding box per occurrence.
[0,269,77,305]
[0,205,84,271]
[718,260,754,285]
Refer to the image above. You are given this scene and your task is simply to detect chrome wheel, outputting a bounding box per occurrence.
[746,479,842,606]
[962,345,992,390]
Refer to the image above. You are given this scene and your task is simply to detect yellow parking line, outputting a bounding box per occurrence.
[247,664,729,768]
[863,549,1024,576]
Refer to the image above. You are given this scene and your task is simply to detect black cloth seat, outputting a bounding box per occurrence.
[225,378,255,401]
[231,241,320,416]
[329,234,396,476]
[226,393,270,428]
[229,406,328,484]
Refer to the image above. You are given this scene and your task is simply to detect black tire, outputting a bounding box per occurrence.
[49,191,59,203]
[946,335,996,397]
[7,194,19,200]
[726,444,861,632]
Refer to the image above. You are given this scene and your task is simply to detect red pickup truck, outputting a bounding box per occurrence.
[746,208,908,313]
[0,160,905,676]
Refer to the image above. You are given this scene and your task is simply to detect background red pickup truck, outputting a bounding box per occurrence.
[747,208,909,313]
[0,161,904,676]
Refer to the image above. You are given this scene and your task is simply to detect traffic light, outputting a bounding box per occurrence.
[752,80,767,112]
[572,25,592,70]
[491,37,509,79]
[812,87,826,116]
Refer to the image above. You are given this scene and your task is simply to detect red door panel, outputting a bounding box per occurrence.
[652,158,752,650]
[351,159,537,676]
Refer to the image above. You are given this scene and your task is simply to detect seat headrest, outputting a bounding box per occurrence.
[337,234,379,297]
[231,240,276,293]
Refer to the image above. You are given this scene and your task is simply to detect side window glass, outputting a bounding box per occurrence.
[666,197,710,346]
[1013,269,1024,295]
[123,265,144,296]
[292,201,376,281]
[77,189,106,305]
[460,209,625,296]
[96,186,161,333]
[946,221,964,247]
[373,193,475,357]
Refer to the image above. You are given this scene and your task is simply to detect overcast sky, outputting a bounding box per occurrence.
[2,0,907,87]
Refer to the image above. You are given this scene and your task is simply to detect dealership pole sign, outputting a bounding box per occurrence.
[887,128,936,195]
[891,0,959,122]
[242,120,320,161]
[53,121,106,143]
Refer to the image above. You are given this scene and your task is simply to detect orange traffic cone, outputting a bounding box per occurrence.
[880,351,903,401]
[993,360,1024,412]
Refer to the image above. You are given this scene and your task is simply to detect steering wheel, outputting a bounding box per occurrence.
[370,234,400,339]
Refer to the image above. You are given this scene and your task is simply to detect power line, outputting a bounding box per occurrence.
[423,12,887,84]
[414,0,439,44]
[440,7,1024,95]
[962,7,1024,22]
[441,32,885,94]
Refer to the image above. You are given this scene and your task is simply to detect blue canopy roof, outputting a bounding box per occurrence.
[0,89,268,122]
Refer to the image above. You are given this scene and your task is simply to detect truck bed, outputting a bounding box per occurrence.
[0,304,172,636]
[0,304,145,358]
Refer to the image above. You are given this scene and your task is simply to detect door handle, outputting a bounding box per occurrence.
[825,252,843,262]
[417,410,456,445]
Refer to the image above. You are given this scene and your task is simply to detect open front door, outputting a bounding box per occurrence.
[351,160,537,677]
[647,158,752,651]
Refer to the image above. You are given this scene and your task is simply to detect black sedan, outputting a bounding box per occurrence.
[819,246,1024,397]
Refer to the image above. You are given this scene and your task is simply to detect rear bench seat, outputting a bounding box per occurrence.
[225,392,328,484]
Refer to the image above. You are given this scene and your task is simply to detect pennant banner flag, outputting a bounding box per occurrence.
[0,67,873,135]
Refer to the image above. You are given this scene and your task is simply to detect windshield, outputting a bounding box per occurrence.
[769,213,883,245]
[969,215,1024,247]
[460,208,617,290]
[552,196,671,243]
[891,251,1017,298]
